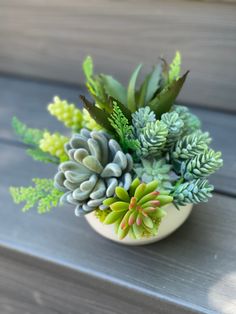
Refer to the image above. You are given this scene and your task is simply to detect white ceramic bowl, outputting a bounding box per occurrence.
[85,203,193,245]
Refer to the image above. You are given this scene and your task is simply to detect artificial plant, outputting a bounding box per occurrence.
[10,52,223,240]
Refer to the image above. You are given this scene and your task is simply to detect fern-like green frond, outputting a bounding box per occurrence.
[109,102,140,152]
[12,117,45,146]
[26,148,60,164]
[10,178,63,213]
[169,51,181,83]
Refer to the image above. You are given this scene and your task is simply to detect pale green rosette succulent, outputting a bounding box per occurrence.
[134,158,173,190]
[54,129,133,216]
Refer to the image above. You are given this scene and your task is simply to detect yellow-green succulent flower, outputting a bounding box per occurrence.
[48,96,83,130]
[39,132,69,162]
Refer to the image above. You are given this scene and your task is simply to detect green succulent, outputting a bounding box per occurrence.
[172,131,211,161]
[181,149,223,181]
[132,107,156,136]
[139,121,168,158]
[101,178,173,239]
[172,179,214,206]
[54,129,133,216]
[134,158,173,190]
[81,53,188,133]
[161,111,184,150]
[172,105,201,135]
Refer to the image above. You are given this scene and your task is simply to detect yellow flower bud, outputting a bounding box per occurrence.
[39,132,69,162]
[48,96,83,130]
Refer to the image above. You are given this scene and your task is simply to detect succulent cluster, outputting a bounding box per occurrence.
[54,129,133,215]
[101,178,172,239]
[10,52,223,240]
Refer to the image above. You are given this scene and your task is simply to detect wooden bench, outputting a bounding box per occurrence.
[0,1,236,313]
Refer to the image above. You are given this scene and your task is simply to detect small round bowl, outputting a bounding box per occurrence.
[85,203,193,245]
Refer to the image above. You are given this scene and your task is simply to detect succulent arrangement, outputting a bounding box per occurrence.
[10,52,223,240]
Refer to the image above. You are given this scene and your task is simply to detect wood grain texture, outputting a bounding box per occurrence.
[0,247,203,314]
[1,143,236,313]
[0,76,235,195]
[0,0,236,111]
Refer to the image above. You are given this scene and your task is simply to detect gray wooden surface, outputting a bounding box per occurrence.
[1,0,236,112]
[0,76,236,313]
[1,143,236,314]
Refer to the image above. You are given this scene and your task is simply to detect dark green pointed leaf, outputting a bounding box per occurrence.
[137,74,149,108]
[160,58,169,89]
[145,63,162,104]
[127,64,142,112]
[80,95,114,132]
[149,71,189,118]
[101,74,127,105]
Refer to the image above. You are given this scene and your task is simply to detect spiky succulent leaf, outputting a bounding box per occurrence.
[145,64,163,104]
[101,178,172,239]
[127,64,142,112]
[181,149,223,180]
[137,64,162,107]
[101,74,127,105]
[149,71,189,118]
[172,179,214,206]
[83,56,94,81]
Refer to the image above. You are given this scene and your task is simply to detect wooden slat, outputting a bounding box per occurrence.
[0,0,236,111]
[1,143,236,313]
[0,247,203,314]
[0,76,235,195]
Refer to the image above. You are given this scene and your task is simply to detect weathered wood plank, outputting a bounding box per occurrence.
[0,0,236,111]
[0,76,235,195]
[1,143,236,313]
